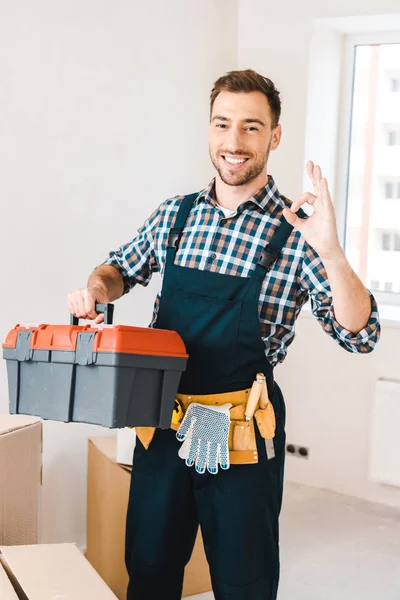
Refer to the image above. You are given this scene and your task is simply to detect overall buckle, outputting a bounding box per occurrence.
[257,245,280,271]
[167,228,182,250]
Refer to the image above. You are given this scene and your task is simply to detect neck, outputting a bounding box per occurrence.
[214,170,269,210]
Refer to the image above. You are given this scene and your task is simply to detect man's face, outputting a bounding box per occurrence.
[209,90,281,187]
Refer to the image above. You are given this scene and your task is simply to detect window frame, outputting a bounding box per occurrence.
[336,30,400,307]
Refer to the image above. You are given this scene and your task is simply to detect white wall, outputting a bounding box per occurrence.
[0,0,238,546]
[278,310,400,508]
[238,0,400,508]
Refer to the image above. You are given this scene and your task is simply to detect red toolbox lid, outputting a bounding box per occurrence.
[3,324,188,359]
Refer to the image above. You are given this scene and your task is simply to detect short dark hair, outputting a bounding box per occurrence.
[210,69,281,128]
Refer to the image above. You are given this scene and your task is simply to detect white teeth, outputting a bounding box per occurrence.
[224,156,247,164]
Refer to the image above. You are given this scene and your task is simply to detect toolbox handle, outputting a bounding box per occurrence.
[70,303,114,326]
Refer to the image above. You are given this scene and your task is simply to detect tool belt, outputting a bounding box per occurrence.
[135,374,276,465]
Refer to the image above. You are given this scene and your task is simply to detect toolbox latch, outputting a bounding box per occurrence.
[16,330,33,361]
[76,332,97,366]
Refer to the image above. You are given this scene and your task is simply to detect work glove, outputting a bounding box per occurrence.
[176,402,232,474]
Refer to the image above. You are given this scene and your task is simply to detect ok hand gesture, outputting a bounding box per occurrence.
[282,161,341,261]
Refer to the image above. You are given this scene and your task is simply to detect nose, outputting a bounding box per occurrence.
[224,125,245,153]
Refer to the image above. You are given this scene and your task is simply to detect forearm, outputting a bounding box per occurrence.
[322,247,372,334]
[87,265,125,302]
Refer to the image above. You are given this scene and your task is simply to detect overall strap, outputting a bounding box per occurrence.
[166,192,200,267]
[253,207,307,278]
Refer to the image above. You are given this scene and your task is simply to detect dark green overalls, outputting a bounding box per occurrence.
[125,192,298,600]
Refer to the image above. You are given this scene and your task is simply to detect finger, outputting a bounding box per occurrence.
[306,160,315,186]
[83,288,98,320]
[176,413,191,441]
[74,293,87,319]
[219,442,230,470]
[194,439,207,473]
[282,208,306,232]
[314,164,322,182]
[208,443,218,475]
[196,438,208,467]
[186,435,199,467]
[70,293,84,318]
[313,164,322,195]
[94,313,105,324]
[67,293,78,317]
[306,160,314,177]
[306,160,321,197]
[290,192,317,213]
[178,434,192,460]
[319,177,332,205]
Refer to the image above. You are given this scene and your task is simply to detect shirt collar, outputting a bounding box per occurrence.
[194,175,285,213]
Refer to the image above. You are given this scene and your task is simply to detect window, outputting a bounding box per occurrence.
[381,232,391,251]
[380,232,400,252]
[385,182,393,198]
[388,130,400,146]
[342,38,400,302]
[384,181,400,199]
[391,77,400,92]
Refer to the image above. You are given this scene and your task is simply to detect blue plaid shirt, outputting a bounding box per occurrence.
[104,176,380,366]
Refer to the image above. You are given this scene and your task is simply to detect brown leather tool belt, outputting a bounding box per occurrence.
[135,375,276,465]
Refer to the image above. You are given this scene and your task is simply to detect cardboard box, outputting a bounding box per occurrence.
[0,415,42,545]
[0,560,18,599]
[86,436,212,599]
[0,543,117,599]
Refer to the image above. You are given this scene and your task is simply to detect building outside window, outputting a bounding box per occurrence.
[344,41,400,298]
[384,181,400,198]
[391,77,400,92]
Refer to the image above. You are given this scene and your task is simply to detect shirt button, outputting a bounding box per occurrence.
[208,253,216,261]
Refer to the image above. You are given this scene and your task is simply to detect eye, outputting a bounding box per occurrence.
[246,126,259,132]
[216,123,227,129]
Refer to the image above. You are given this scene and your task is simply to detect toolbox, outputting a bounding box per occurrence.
[2,304,188,429]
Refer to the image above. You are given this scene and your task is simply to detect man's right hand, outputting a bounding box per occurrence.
[68,285,111,324]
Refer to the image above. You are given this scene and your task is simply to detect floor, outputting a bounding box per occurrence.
[185,481,400,599]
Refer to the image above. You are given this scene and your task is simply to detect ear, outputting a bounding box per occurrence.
[270,124,282,151]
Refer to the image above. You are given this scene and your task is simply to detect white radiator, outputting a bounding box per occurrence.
[369,379,400,487]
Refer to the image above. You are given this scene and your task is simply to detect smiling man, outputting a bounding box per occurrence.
[68,69,380,600]
[209,88,278,191]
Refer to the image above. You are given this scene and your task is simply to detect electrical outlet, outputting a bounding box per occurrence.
[286,444,309,459]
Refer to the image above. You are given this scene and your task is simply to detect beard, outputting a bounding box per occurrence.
[209,141,271,187]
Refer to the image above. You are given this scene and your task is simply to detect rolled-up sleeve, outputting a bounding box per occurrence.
[329,292,380,353]
[300,244,381,354]
[103,205,161,295]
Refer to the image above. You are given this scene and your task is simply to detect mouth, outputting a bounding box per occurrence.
[221,155,250,170]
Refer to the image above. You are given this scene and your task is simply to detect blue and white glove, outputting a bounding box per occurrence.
[176,402,232,474]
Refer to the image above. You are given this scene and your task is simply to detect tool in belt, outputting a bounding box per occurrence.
[175,372,276,474]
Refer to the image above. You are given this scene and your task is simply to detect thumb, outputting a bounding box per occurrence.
[282,207,305,231]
